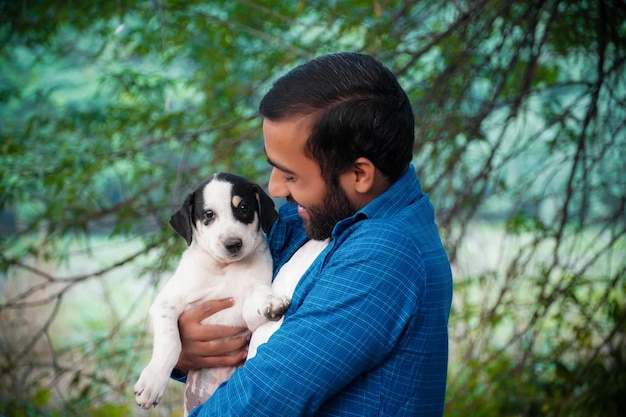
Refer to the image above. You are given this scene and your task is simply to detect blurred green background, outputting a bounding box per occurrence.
[1,1,625,416]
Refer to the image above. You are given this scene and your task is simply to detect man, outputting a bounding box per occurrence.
[177,52,453,416]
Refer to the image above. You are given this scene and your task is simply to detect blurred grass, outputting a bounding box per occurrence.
[1,236,184,416]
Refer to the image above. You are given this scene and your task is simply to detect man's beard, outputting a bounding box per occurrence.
[303,181,357,241]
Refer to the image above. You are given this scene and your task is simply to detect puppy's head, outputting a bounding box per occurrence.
[169,173,277,262]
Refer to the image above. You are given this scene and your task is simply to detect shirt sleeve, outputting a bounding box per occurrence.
[170,368,187,383]
[188,224,425,417]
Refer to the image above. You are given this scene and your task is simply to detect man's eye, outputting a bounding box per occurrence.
[284,176,295,183]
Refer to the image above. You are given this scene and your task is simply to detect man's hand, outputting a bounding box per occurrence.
[175,298,250,375]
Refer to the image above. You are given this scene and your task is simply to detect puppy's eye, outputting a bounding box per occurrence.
[238,203,249,214]
[203,210,215,224]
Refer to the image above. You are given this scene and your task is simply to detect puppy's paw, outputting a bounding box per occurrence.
[262,295,291,321]
[133,366,169,409]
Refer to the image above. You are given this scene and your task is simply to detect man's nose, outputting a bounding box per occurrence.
[268,168,288,199]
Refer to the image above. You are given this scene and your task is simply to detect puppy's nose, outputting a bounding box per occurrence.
[224,237,243,254]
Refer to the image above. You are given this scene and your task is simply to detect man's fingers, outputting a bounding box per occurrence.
[181,298,235,323]
[183,349,248,370]
[201,350,248,368]
[176,298,250,372]
[192,332,250,356]
[204,325,249,340]
[180,319,249,343]
[178,335,249,371]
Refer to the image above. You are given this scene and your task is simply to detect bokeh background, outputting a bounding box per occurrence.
[1,1,625,416]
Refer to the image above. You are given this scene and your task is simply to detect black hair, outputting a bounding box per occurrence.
[259,52,414,184]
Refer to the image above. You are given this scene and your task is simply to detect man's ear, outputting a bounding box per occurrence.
[254,184,278,234]
[351,157,377,194]
[169,191,195,246]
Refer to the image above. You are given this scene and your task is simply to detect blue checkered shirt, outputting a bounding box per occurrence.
[189,165,453,416]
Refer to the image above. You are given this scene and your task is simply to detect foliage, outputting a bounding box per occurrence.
[1,0,625,415]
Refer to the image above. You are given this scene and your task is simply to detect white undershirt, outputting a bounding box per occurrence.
[247,238,330,360]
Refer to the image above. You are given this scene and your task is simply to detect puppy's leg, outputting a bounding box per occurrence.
[242,284,290,331]
[184,366,237,416]
[134,299,182,409]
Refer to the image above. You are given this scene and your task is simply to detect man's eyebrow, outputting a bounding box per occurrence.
[265,156,297,176]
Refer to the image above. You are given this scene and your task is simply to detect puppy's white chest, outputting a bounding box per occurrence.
[199,261,272,325]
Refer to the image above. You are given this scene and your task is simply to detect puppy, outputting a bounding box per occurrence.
[134,172,289,415]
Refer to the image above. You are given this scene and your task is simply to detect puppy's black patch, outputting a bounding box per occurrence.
[169,173,278,246]
[214,172,277,234]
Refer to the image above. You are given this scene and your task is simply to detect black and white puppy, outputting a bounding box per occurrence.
[134,172,289,415]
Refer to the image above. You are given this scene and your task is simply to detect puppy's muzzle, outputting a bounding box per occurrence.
[224,237,243,254]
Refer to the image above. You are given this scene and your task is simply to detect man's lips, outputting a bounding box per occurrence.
[287,198,307,216]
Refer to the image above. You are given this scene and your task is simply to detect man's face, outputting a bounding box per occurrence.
[263,115,357,240]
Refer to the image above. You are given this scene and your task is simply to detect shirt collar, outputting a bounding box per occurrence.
[331,164,422,237]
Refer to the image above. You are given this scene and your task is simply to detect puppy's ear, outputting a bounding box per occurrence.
[254,184,278,234]
[169,191,195,246]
